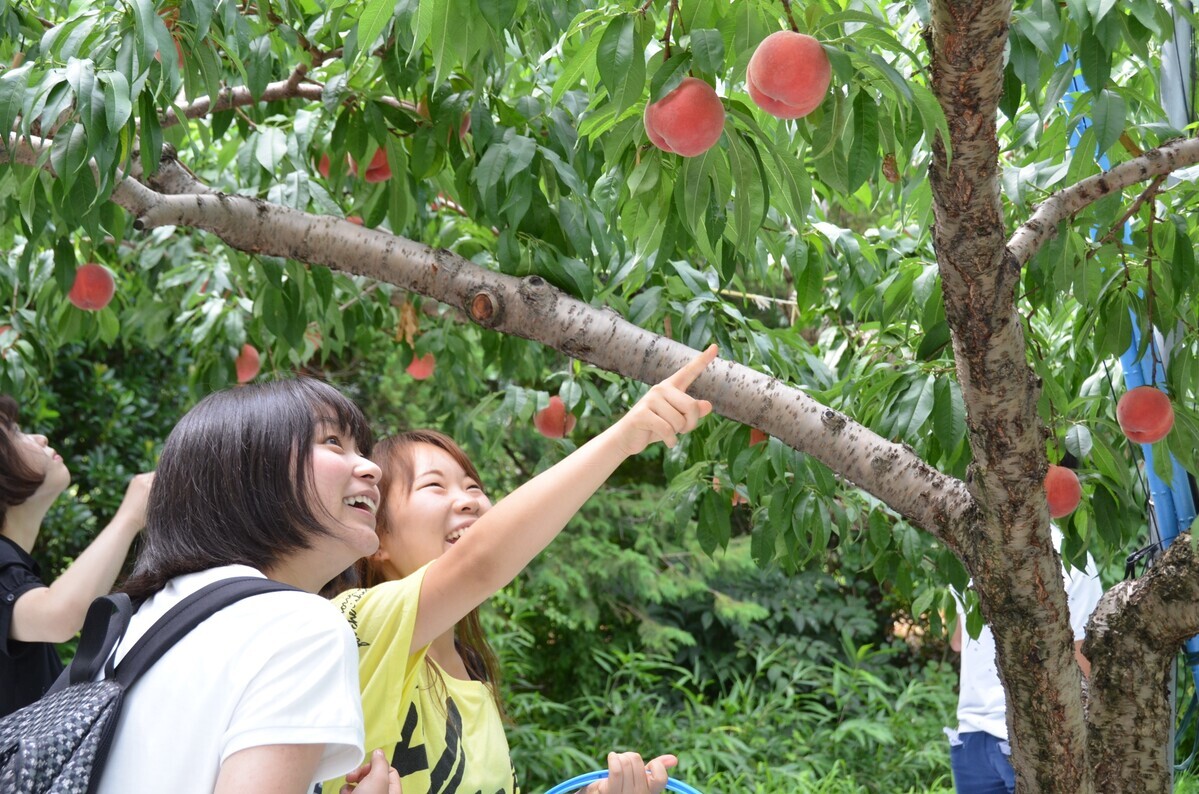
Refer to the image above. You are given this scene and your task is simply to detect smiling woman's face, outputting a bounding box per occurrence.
[373,443,492,580]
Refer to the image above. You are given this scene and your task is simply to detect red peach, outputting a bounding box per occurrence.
[1116,386,1175,444]
[534,396,576,438]
[747,31,831,120]
[406,352,436,380]
[68,263,115,311]
[749,428,768,446]
[235,344,261,384]
[1044,465,1081,519]
[358,149,391,183]
[643,77,725,157]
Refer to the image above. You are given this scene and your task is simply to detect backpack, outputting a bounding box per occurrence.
[0,576,297,794]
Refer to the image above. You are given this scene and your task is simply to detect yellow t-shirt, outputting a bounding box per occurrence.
[325,564,520,794]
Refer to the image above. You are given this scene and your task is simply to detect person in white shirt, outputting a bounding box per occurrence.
[95,378,399,794]
[947,527,1103,794]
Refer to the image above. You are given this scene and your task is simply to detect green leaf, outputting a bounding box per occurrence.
[1078,29,1110,92]
[726,132,767,255]
[1065,425,1093,460]
[648,50,692,103]
[596,15,646,114]
[909,82,952,169]
[551,30,602,106]
[847,91,880,193]
[1172,217,1196,296]
[890,374,936,439]
[1085,0,1119,24]
[100,71,133,133]
[933,377,966,451]
[698,488,731,554]
[0,65,31,142]
[1092,89,1125,156]
[254,127,287,173]
[49,123,89,193]
[478,0,518,32]
[357,0,395,52]
[689,28,725,75]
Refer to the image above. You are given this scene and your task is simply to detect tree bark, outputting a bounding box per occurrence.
[1085,537,1199,791]
[926,0,1091,788]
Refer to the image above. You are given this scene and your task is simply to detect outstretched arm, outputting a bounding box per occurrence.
[11,472,154,643]
[413,346,717,649]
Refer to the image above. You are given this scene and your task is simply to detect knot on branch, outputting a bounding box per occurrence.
[518,275,557,312]
[870,454,894,475]
[821,408,846,433]
[468,289,502,327]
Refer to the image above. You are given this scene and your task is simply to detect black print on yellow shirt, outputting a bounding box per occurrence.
[392,696,504,794]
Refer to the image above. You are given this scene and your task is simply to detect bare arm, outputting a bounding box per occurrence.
[412,347,717,649]
[1074,639,1090,678]
[214,743,325,794]
[11,472,153,643]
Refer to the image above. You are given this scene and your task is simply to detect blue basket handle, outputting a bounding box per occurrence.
[544,770,702,794]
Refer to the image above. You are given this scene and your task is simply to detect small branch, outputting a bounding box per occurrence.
[780,0,800,32]
[662,0,678,61]
[163,76,416,129]
[1091,174,1166,248]
[1007,137,1199,266]
[637,0,654,13]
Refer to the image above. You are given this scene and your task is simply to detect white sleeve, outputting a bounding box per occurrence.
[220,595,365,783]
[1065,553,1104,640]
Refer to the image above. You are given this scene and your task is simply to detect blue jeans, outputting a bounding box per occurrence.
[947,729,1016,794]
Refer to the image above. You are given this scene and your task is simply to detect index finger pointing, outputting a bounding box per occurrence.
[665,344,719,391]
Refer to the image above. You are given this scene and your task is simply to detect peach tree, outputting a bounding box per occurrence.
[4,0,1199,790]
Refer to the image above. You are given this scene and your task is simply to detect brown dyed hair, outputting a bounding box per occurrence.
[331,429,505,718]
[0,395,48,526]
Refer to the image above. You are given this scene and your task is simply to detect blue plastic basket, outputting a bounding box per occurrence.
[544,770,703,794]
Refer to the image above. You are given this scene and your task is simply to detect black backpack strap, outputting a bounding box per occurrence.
[112,576,299,687]
[47,592,135,694]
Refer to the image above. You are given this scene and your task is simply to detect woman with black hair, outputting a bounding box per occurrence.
[91,378,398,794]
[0,394,153,718]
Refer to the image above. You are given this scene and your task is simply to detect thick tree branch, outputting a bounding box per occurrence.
[1083,535,1199,791]
[927,0,1091,788]
[1008,137,1199,266]
[0,132,974,541]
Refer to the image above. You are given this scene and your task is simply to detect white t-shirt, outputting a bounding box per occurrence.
[956,530,1104,740]
[94,565,365,794]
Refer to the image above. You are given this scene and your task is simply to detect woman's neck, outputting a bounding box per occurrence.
[1,500,51,553]
[427,631,473,680]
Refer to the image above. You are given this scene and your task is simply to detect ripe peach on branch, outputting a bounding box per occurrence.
[534,396,576,438]
[643,77,725,157]
[235,344,261,383]
[68,263,115,311]
[1116,386,1174,444]
[746,30,832,119]
[406,352,436,380]
[1044,465,1081,518]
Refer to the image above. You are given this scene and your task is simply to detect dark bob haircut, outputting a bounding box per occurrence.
[0,395,47,525]
[122,378,373,600]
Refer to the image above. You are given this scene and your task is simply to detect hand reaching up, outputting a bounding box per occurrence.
[612,344,717,457]
[583,752,679,794]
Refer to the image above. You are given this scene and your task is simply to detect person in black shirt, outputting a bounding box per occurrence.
[0,394,153,717]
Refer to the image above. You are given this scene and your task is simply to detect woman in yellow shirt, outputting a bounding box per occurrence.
[326,346,718,794]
